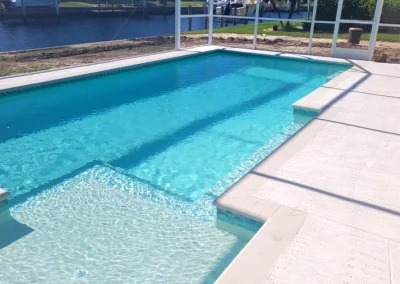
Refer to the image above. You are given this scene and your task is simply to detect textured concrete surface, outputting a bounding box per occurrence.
[254,60,400,241]
[391,241,400,284]
[263,215,391,284]
[215,52,400,283]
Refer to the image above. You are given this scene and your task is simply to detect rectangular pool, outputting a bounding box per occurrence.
[0,50,349,283]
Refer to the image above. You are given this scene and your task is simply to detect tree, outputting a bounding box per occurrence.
[287,0,298,26]
[262,0,300,27]
[262,0,284,26]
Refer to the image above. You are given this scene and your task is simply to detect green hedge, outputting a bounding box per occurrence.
[302,0,399,32]
[381,0,400,24]
[315,0,399,24]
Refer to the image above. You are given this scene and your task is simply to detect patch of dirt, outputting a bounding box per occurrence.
[0,34,399,77]
[208,34,400,63]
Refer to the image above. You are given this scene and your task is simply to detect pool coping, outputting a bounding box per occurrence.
[0,45,360,283]
[0,45,351,94]
[0,48,213,93]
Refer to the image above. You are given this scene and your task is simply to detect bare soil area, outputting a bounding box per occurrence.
[1,34,399,77]
[209,34,400,63]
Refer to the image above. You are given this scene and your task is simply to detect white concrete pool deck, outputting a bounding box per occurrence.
[1,46,400,284]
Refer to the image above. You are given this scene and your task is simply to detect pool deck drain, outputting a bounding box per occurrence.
[1,46,400,283]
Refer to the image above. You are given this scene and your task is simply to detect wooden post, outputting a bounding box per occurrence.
[245,6,248,24]
[188,6,192,31]
[233,7,237,26]
[348,28,363,44]
[220,6,224,27]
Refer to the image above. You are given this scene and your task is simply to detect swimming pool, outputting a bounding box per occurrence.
[0,51,349,283]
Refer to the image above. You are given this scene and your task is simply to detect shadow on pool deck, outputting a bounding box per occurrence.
[250,171,400,217]
[214,59,400,219]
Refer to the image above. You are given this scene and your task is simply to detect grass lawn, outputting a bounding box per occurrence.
[187,21,400,42]
[59,1,95,7]
[60,0,203,7]
[177,1,204,6]
[148,0,204,6]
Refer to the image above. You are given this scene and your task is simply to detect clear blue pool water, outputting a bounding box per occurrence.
[0,51,348,283]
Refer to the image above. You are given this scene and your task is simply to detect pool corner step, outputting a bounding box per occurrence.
[213,184,308,283]
[293,108,318,125]
[215,205,307,284]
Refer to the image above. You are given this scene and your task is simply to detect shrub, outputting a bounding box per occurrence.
[304,0,400,31]
[381,0,400,24]
[315,0,374,21]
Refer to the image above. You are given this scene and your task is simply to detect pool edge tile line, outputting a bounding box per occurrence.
[0,49,201,93]
[0,45,349,94]
[292,68,362,112]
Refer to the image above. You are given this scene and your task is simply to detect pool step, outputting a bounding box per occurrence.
[84,165,262,236]
[0,187,35,250]
[216,208,307,284]
[9,160,189,204]
[7,161,261,233]
[13,162,219,223]
[0,188,10,215]
[101,162,194,204]
[0,188,10,203]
